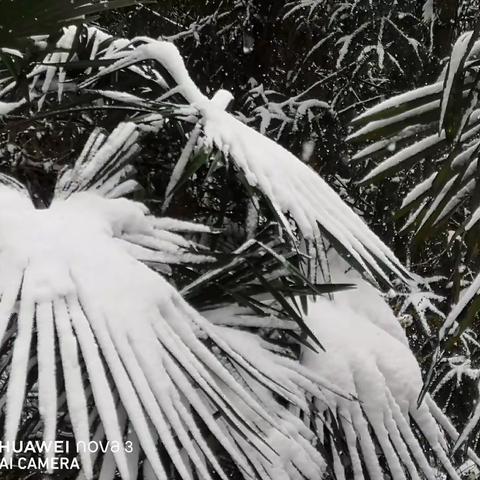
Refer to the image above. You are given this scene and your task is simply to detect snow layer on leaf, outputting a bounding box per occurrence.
[422,0,434,22]
[360,132,445,184]
[440,274,480,342]
[434,178,476,226]
[0,179,331,480]
[439,31,474,132]
[352,138,393,161]
[200,102,410,285]
[0,99,26,116]
[327,261,408,345]
[349,99,440,143]
[401,172,436,209]
[302,265,462,480]
[352,82,443,124]
[466,203,480,230]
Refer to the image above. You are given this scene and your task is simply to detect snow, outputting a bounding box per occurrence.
[376,18,386,70]
[162,124,202,212]
[440,274,480,342]
[427,396,480,467]
[387,18,421,60]
[4,275,35,465]
[396,288,445,334]
[151,217,211,233]
[336,22,369,68]
[302,265,463,480]
[55,122,141,200]
[352,125,428,162]
[422,0,434,23]
[0,168,335,480]
[439,31,474,133]
[415,175,459,231]
[360,132,445,184]
[451,139,480,168]
[35,301,58,471]
[348,98,441,142]
[53,297,93,478]
[93,90,149,106]
[466,204,480,230]
[327,262,409,345]
[200,98,409,284]
[81,39,209,106]
[295,98,329,117]
[352,138,392,161]
[0,48,22,58]
[434,178,475,226]
[0,99,26,116]
[352,82,443,125]
[401,172,436,209]
[37,25,78,107]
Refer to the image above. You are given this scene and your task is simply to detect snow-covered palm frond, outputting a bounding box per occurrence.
[55,122,142,199]
[0,3,154,117]
[303,262,480,480]
[240,82,330,138]
[0,26,166,117]
[394,278,445,335]
[0,123,350,480]
[49,34,410,287]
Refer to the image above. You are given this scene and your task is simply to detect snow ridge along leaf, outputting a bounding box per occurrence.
[77,35,412,286]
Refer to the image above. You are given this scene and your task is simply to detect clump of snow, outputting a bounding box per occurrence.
[0,99,26,116]
[302,263,468,479]
[422,0,434,23]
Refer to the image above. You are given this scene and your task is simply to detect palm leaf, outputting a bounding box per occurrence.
[349,30,480,242]
[0,0,154,48]
[0,123,341,480]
